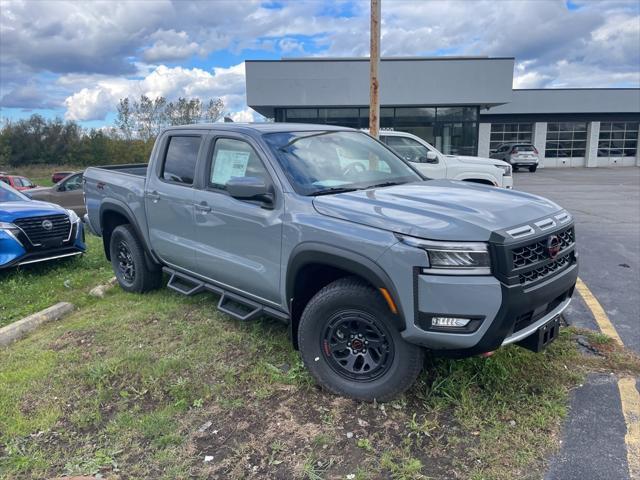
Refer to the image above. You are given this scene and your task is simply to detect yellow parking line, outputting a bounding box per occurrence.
[575,277,638,479]
[618,378,640,480]
[575,277,623,344]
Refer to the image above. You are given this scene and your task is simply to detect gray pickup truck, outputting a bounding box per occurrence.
[84,123,578,401]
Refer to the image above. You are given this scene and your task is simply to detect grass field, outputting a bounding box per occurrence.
[0,235,113,328]
[1,238,638,479]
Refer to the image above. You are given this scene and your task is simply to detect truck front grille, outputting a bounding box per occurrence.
[14,214,72,246]
[518,252,574,285]
[497,225,576,286]
[512,227,574,268]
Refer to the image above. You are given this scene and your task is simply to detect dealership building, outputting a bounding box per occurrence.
[245,57,640,168]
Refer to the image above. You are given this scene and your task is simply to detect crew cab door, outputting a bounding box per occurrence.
[383,135,446,179]
[192,133,282,304]
[145,132,203,272]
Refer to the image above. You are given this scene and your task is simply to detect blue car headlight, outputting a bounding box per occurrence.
[0,222,17,230]
[66,209,80,224]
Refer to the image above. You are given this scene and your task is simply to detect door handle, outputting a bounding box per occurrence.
[146,191,160,203]
[195,203,212,213]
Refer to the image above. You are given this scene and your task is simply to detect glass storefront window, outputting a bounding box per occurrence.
[318,108,359,128]
[394,107,436,124]
[437,107,477,122]
[276,106,479,155]
[439,122,478,156]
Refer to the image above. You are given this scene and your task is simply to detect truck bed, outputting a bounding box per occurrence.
[83,163,150,238]
[91,163,148,177]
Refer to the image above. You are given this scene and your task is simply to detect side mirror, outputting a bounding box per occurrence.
[226,176,274,208]
[424,151,438,164]
[57,184,66,192]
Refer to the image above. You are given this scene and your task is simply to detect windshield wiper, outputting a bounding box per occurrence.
[309,187,360,196]
[279,131,334,150]
[366,181,404,189]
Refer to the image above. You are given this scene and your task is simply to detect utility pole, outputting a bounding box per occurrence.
[369,0,381,138]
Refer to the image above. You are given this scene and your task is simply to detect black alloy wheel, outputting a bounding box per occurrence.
[322,310,394,382]
[116,240,135,283]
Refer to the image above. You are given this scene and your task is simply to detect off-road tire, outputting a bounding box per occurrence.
[529,165,538,172]
[298,277,424,401]
[109,224,162,293]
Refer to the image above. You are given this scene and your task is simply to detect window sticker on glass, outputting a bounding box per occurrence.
[211,149,250,185]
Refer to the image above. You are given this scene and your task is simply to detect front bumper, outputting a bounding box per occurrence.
[0,221,85,270]
[401,262,577,355]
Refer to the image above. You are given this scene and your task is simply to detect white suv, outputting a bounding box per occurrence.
[377,131,513,188]
[490,143,540,172]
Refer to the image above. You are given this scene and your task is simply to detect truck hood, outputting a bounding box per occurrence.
[447,154,509,167]
[312,180,562,241]
[0,200,67,223]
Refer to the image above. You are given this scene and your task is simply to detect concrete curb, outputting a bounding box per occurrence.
[89,276,117,298]
[0,302,75,348]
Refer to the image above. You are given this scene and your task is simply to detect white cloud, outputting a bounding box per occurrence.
[63,62,247,121]
[2,0,639,124]
[64,87,113,121]
[230,107,258,122]
[143,29,204,62]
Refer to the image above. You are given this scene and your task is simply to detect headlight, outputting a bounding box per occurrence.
[397,235,491,275]
[66,209,80,223]
[494,164,512,176]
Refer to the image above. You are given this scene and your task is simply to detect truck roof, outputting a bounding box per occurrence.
[163,122,354,135]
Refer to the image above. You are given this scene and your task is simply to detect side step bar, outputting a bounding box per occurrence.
[167,271,205,296]
[163,267,287,323]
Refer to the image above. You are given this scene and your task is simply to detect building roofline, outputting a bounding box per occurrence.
[246,56,516,63]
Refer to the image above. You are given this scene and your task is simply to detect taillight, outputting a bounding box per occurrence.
[511,147,518,154]
[532,146,538,154]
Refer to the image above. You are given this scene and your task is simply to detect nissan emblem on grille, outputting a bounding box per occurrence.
[546,235,561,259]
[41,219,53,231]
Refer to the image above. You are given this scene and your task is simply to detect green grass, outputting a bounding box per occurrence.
[0,235,113,328]
[1,247,639,479]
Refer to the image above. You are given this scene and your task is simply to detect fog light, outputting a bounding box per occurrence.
[432,317,471,328]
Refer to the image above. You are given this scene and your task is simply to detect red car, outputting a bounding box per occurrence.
[0,174,38,191]
[52,171,75,183]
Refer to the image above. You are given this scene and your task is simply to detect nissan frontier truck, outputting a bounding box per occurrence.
[84,123,578,401]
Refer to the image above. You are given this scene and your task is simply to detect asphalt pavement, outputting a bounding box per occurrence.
[515,167,639,353]
[514,167,639,480]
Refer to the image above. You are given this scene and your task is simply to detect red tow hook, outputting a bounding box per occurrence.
[479,351,495,358]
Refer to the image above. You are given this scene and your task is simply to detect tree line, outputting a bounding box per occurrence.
[0,95,226,167]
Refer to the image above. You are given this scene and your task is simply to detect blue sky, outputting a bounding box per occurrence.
[1,0,638,128]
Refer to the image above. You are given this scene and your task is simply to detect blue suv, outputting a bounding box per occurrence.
[0,180,85,269]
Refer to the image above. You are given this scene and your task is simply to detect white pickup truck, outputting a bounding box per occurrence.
[377,131,513,189]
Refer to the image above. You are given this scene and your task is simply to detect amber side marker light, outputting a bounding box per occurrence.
[379,288,398,314]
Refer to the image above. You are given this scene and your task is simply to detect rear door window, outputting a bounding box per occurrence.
[162,136,202,185]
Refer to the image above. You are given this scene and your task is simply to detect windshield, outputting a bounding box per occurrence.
[0,180,29,202]
[264,131,422,195]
